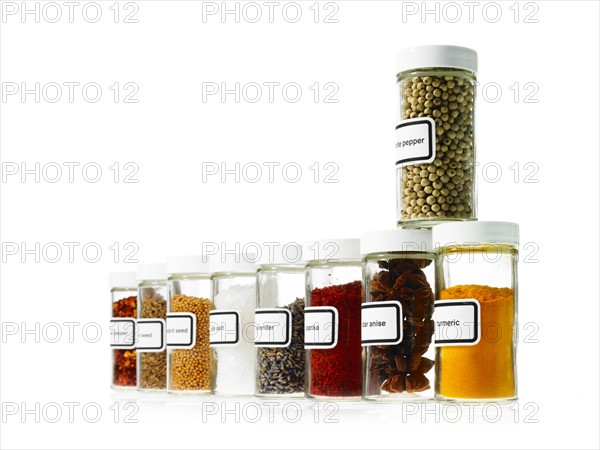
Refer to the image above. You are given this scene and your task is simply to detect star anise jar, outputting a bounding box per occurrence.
[361,229,436,401]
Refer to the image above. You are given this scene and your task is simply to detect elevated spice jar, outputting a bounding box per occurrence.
[255,244,305,398]
[395,45,477,227]
[136,264,168,392]
[361,230,436,401]
[433,221,518,401]
[166,255,214,395]
[211,252,257,396]
[109,272,137,389]
[304,239,362,400]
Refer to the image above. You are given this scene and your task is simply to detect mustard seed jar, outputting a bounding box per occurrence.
[433,221,519,401]
[304,239,362,400]
[361,230,436,401]
[396,45,477,228]
[255,244,305,398]
[211,252,257,396]
[109,272,137,390]
[166,255,214,395]
[136,264,168,392]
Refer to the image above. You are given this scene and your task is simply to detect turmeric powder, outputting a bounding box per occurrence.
[436,284,516,400]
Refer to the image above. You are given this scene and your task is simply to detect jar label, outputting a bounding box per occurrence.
[434,299,481,346]
[254,308,292,348]
[395,117,436,167]
[209,311,240,346]
[361,301,403,346]
[136,319,166,352]
[304,306,338,349]
[166,313,197,349]
[109,318,136,349]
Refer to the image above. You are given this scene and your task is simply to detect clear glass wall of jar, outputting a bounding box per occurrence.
[166,255,213,395]
[109,272,138,390]
[433,221,518,401]
[136,264,168,392]
[255,244,305,398]
[361,230,436,401]
[211,252,257,396]
[395,45,477,228]
[304,239,362,400]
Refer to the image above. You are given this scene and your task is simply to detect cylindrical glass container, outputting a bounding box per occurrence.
[395,45,477,228]
[136,264,168,392]
[109,272,137,389]
[361,230,436,401]
[255,244,305,397]
[304,239,362,400]
[211,252,257,396]
[433,221,518,401]
[166,255,213,395]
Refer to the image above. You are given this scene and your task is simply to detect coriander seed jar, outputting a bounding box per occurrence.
[166,256,214,395]
[361,230,436,401]
[255,244,305,397]
[396,45,478,227]
[433,221,518,401]
[136,264,168,392]
[211,252,257,396]
[109,272,138,389]
[304,239,362,400]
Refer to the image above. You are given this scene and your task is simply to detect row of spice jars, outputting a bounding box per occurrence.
[110,222,518,401]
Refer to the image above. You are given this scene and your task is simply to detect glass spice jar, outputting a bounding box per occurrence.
[255,244,305,398]
[136,264,168,392]
[433,221,518,401]
[395,45,478,228]
[211,252,258,396]
[109,272,138,390]
[304,239,362,400]
[166,255,214,395]
[361,229,436,401]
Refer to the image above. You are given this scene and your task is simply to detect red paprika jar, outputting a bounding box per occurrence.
[304,239,362,400]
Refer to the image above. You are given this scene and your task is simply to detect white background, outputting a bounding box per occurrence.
[1,1,599,449]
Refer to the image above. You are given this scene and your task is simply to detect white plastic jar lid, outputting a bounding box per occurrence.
[137,263,167,281]
[211,252,258,274]
[166,255,209,275]
[361,229,433,255]
[433,221,519,247]
[396,45,478,75]
[109,271,137,289]
[303,238,360,262]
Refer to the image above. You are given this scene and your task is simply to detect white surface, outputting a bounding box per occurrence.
[166,254,209,275]
[433,220,519,246]
[361,228,433,254]
[1,1,599,449]
[108,271,137,289]
[136,262,166,281]
[396,44,478,74]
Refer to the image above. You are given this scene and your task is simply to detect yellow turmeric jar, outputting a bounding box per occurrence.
[433,222,518,401]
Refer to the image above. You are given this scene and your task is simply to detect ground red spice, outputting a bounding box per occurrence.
[309,280,362,397]
[112,295,137,387]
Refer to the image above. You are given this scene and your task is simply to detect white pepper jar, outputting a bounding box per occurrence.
[166,255,214,395]
[109,272,138,390]
[395,45,478,227]
[136,263,168,392]
[255,244,305,398]
[361,230,436,401]
[211,252,257,396]
[433,221,518,401]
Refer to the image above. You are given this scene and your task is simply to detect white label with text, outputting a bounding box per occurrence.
[110,318,136,348]
[166,313,197,349]
[395,117,436,167]
[209,311,240,346]
[136,319,166,352]
[254,308,291,348]
[304,306,338,349]
[361,301,403,346]
[434,299,481,346]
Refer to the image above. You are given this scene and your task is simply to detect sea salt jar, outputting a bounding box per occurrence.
[211,252,258,396]
[304,239,362,400]
[255,243,305,398]
[395,45,478,228]
[361,229,436,401]
[109,271,138,390]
